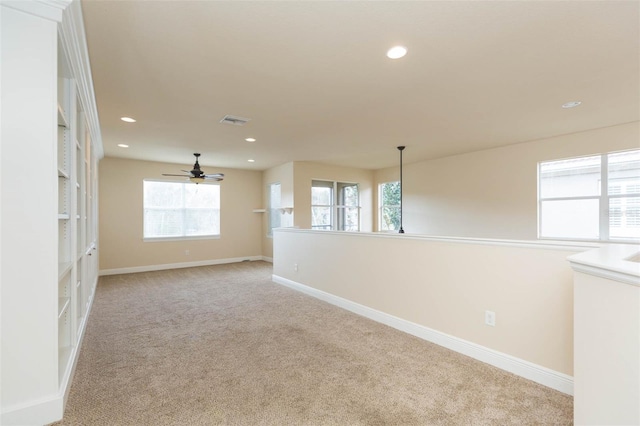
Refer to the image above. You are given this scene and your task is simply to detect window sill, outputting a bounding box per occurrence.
[143,235,220,243]
[538,236,640,245]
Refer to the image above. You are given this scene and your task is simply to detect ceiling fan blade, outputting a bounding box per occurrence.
[162,154,225,183]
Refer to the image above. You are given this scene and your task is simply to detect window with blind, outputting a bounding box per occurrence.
[538,149,639,241]
[143,180,220,240]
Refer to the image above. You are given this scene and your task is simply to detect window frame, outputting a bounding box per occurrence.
[537,149,640,242]
[378,181,401,232]
[267,182,281,238]
[142,179,221,242]
[311,180,360,231]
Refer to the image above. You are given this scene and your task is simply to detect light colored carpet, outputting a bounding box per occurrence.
[54,261,572,425]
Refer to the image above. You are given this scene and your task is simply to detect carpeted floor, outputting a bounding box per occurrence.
[54,261,572,425]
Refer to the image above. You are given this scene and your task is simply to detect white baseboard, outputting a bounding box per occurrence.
[272,274,574,396]
[99,256,264,276]
[262,256,273,263]
[1,394,63,426]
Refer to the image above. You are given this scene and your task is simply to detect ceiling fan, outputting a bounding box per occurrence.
[162,153,224,184]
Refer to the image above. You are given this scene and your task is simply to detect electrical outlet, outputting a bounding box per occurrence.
[185,249,190,256]
[294,263,298,272]
[485,310,496,327]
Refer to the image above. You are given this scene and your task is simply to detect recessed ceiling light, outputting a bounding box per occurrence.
[561,101,582,109]
[120,117,136,122]
[248,159,255,163]
[117,144,129,148]
[387,46,407,59]
[245,138,256,142]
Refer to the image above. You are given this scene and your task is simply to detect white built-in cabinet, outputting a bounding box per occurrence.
[57,65,99,388]
[1,1,102,424]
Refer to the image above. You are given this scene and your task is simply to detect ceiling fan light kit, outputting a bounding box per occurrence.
[162,153,224,184]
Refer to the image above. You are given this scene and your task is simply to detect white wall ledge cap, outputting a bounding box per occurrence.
[273,228,599,252]
[568,244,640,286]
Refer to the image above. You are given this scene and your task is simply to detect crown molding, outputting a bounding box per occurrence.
[1,0,71,22]
[57,0,104,159]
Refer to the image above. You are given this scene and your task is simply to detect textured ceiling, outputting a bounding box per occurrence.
[82,0,640,171]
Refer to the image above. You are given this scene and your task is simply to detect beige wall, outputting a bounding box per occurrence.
[274,229,594,379]
[100,158,375,267]
[99,122,638,268]
[99,157,262,271]
[375,122,640,238]
[262,162,294,259]
[260,161,375,258]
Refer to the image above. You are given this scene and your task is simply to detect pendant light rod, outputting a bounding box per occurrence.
[398,146,405,234]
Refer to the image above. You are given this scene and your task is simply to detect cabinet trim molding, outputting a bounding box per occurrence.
[1,0,70,22]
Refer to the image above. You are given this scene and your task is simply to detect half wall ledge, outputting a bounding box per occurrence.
[569,244,640,426]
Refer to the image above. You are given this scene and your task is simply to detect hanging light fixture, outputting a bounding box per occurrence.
[398,146,405,234]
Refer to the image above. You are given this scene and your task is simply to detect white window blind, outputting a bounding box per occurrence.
[538,149,639,241]
[144,181,220,239]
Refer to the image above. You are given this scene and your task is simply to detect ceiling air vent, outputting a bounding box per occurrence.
[220,115,250,126]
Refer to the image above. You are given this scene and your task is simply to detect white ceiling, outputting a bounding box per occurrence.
[82,0,639,171]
